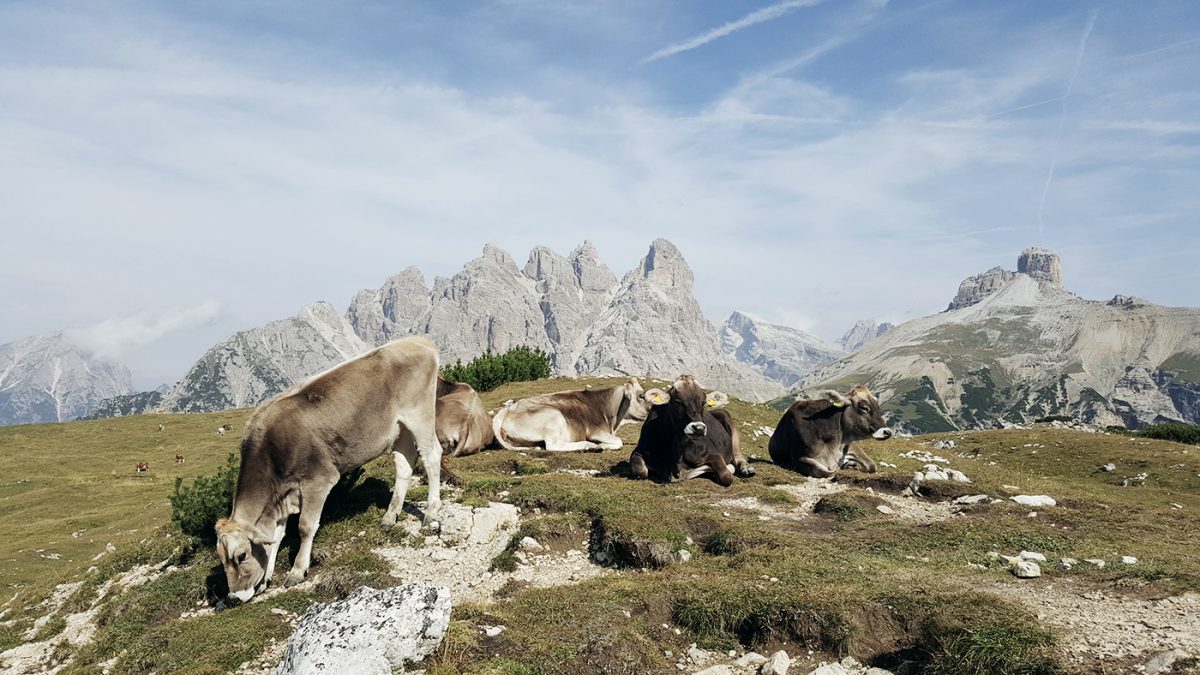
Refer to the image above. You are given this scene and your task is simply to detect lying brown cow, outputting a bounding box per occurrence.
[768,386,893,478]
[629,374,753,485]
[215,336,441,603]
[492,378,663,451]
[436,378,494,457]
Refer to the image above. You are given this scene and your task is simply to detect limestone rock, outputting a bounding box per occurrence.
[1011,495,1057,507]
[837,319,895,353]
[760,649,791,675]
[274,583,450,675]
[947,266,1017,310]
[1018,247,1063,287]
[0,332,132,424]
[719,311,844,387]
[1012,560,1042,578]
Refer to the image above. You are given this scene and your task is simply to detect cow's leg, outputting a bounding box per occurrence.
[843,443,878,473]
[418,424,442,528]
[284,475,337,587]
[629,451,650,480]
[587,431,623,451]
[262,520,287,586]
[799,457,837,478]
[708,456,735,487]
[381,442,415,529]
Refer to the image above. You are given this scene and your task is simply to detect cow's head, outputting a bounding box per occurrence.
[215,518,272,604]
[619,378,671,424]
[650,375,728,439]
[826,386,892,442]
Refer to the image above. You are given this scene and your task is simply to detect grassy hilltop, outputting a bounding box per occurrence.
[1,377,1198,674]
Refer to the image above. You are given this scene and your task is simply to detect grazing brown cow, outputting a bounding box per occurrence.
[215,337,441,603]
[768,386,893,478]
[176,453,185,464]
[135,462,149,472]
[436,378,494,457]
[492,378,663,451]
[629,375,753,486]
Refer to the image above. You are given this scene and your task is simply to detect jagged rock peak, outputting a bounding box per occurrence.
[524,246,569,283]
[837,319,895,352]
[479,243,520,271]
[1018,247,1063,287]
[948,266,1018,311]
[635,238,693,290]
[569,241,616,291]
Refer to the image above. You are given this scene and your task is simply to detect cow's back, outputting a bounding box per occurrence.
[769,399,837,467]
[244,337,438,475]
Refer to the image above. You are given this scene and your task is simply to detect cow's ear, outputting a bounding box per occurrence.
[824,391,850,408]
[706,391,729,408]
[645,388,670,406]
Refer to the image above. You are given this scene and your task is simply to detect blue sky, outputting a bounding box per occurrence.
[2,0,1198,388]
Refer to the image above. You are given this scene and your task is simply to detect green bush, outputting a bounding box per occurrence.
[1138,423,1200,445]
[442,346,551,392]
[169,453,239,545]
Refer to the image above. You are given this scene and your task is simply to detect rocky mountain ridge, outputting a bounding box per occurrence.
[0,333,132,425]
[798,248,1200,431]
[158,240,812,412]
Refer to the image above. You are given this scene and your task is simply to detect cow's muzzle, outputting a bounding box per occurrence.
[684,421,707,438]
[872,427,894,440]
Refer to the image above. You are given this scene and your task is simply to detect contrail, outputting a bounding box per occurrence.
[643,0,829,64]
[1037,9,1098,238]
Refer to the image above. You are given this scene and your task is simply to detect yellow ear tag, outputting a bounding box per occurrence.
[650,393,666,404]
[706,399,718,408]
[831,400,847,408]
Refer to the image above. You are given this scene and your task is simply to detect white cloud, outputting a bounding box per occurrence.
[67,301,223,359]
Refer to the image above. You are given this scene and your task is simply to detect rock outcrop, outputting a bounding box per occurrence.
[162,240,787,412]
[274,583,451,675]
[0,332,132,425]
[801,248,1200,431]
[719,311,844,387]
[836,320,895,353]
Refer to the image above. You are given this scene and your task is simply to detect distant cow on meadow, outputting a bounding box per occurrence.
[135,462,149,473]
[492,378,663,451]
[629,374,753,486]
[158,423,164,432]
[215,337,441,603]
[176,453,185,464]
[217,423,233,436]
[768,386,893,478]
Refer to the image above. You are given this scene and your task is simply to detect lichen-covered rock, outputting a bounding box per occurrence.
[274,583,450,675]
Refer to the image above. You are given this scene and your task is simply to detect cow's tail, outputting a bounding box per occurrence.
[491,407,526,452]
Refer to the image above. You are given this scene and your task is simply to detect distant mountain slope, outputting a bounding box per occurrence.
[162,240,788,412]
[836,319,895,353]
[0,332,132,425]
[718,311,844,387]
[798,248,1200,431]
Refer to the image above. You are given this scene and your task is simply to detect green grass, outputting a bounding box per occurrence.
[3,376,1199,674]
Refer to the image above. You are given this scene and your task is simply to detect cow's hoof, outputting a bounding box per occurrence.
[282,571,306,588]
[422,517,441,532]
[380,513,398,530]
[737,464,757,477]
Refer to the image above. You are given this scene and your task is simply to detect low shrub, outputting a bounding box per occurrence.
[169,453,239,545]
[442,346,552,392]
[1138,423,1200,445]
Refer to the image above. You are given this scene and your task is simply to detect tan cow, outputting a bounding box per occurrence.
[492,378,665,452]
[215,337,441,603]
[436,378,494,457]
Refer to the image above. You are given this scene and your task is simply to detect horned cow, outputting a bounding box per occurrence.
[768,386,893,478]
[629,374,753,486]
[214,336,441,603]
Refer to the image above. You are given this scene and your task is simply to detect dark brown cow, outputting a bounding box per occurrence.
[768,386,893,478]
[176,453,185,464]
[629,375,753,486]
[215,337,441,603]
[492,378,663,452]
[436,378,494,457]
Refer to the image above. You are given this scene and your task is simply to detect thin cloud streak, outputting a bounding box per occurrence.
[643,0,828,64]
[1037,8,1098,238]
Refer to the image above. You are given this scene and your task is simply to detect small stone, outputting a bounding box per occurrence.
[693,667,733,675]
[679,549,692,563]
[954,494,989,505]
[806,664,849,675]
[735,652,768,667]
[722,511,732,518]
[760,650,790,675]
[1083,558,1106,568]
[687,643,712,664]
[1058,557,1078,569]
[876,504,895,515]
[1120,556,1138,565]
[1011,495,1056,507]
[105,542,117,554]
[484,625,506,637]
[1102,463,1116,472]
[1019,551,1047,562]
[270,607,289,616]
[1012,561,1042,578]
[1145,649,1187,675]
[966,562,987,570]
[519,536,544,552]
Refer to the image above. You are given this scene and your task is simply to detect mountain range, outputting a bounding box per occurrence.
[798,248,1200,431]
[0,333,132,425]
